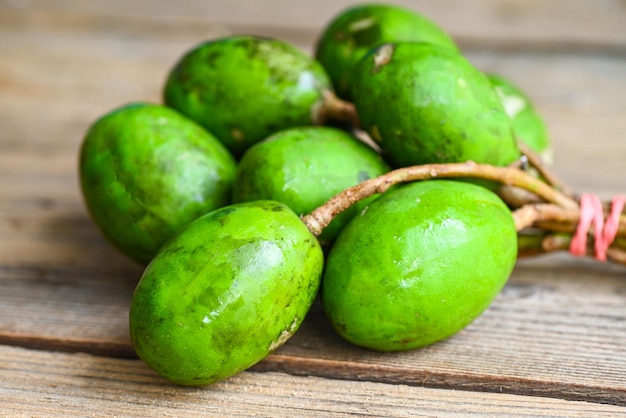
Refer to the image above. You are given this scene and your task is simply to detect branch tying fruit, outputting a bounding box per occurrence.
[302,160,577,234]
[301,160,626,265]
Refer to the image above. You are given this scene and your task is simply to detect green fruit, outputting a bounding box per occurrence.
[130,200,324,386]
[233,126,390,243]
[315,3,458,100]
[79,102,236,264]
[488,73,553,164]
[164,35,333,157]
[322,180,517,351]
[352,42,520,168]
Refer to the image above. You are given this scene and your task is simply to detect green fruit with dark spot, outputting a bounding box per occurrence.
[322,180,517,351]
[79,102,237,264]
[130,200,323,386]
[352,42,520,168]
[488,73,553,164]
[315,3,458,100]
[233,126,390,243]
[164,35,333,157]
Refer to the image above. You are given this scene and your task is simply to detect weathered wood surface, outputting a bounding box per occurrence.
[3,345,626,417]
[13,0,626,47]
[1,0,625,415]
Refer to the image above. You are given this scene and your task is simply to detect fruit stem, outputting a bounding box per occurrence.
[517,230,626,265]
[302,160,578,236]
[517,141,574,197]
[511,203,577,231]
[512,203,626,237]
[320,91,361,128]
[303,160,626,265]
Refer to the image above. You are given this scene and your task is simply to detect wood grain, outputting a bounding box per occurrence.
[2,6,625,194]
[1,0,625,414]
[1,345,625,417]
[8,0,626,48]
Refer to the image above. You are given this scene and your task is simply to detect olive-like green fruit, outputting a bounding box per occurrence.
[488,73,553,164]
[315,4,458,100]
[79,102,236,264]
[130,200,324,386]
[164,35,333,157]
[233,126,390,243]
[322,180,517,351]
[352,42,520,168]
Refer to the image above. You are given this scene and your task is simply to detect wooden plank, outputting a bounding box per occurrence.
[7,0,626,48]
[1,10,625,196]
[1,345,625,417]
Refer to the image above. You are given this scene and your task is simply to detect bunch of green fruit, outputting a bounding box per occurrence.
[78,3,570,387]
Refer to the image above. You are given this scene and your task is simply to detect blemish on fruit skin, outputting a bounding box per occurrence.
[370,125,383,142]
[310,97,326,125]
[231,128,245,142]
[349,17,376,33]
[357,170,370,182]
[500,94,526,119]
[268,317,299,351]
[372,43,394,73]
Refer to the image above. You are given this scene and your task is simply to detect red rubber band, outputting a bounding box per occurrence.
[599,195,626,261]
[569,194,604,258]
[569,194,626,261]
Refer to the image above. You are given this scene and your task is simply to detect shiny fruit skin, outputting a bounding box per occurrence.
[164,35,332,157]
[315,3,458,100]
[79,102,236,264]
[322,180,517,351]
[232,126,390,243]
[130,200,324,386]
[352,42,520,168]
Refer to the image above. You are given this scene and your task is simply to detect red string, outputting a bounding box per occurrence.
[569,194,626,261]
[569,194,604,258]
[600,195,626,260]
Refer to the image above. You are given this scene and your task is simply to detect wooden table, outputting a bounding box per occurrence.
[1,1,625,416]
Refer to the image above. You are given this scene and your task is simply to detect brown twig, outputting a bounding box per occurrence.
[302,161,578,236]
[319,91,361,128]
[497,185,544,208]
[516,229,626,264]
[511,203,579,231]
[512,203,626,237]
[302,158,626,266]
[512,201,626,266]
[517,141,575,197]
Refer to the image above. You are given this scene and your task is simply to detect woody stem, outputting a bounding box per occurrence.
[301,161,578,237]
